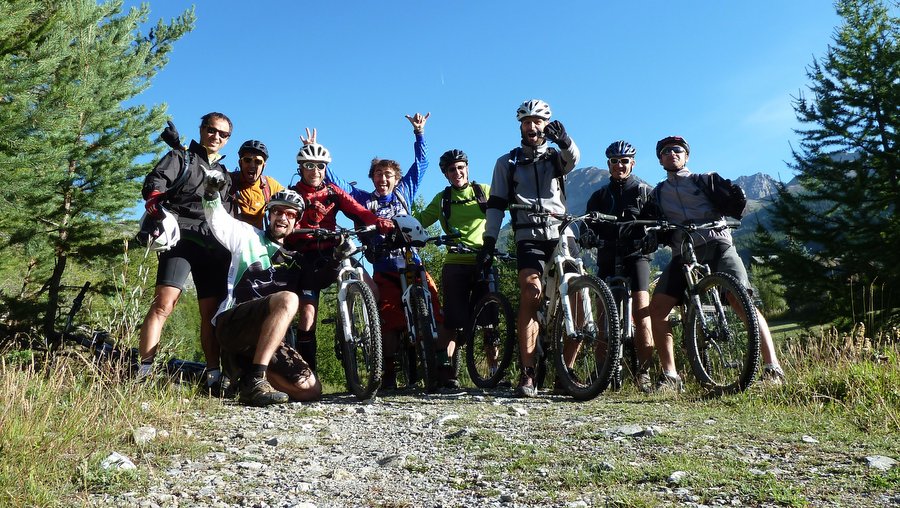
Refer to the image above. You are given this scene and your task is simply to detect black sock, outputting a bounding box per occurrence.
[250,364,267,379]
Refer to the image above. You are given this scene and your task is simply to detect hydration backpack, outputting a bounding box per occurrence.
[441,182,488,224]
[691,173,747,219]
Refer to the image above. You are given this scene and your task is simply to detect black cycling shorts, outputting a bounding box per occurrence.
[515,239,557,276]
[655,240,751,303]
[156,235,229,300]
[441,263,489,330]
[296,251,341,303]
[596,254,651,292]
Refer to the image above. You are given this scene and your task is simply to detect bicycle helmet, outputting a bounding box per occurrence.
[137,208,180,252]
[238,140,269,160]
[296,142,332,164]
[439,149,468,172]
[655,136,690,158]
[392,214,429,246]
[605,140,637,159]
[266,189,306,214]
[516,99,552,121]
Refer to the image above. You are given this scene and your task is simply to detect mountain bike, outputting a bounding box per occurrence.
[51,282,208,382]
[384,216,458,393]
[295,225,383,400]
[511,204,621,400]
[649,219,761,393]
[601,244,643,390]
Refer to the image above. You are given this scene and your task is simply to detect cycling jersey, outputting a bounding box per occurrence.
[326,132,428,273]
[483,139,580,244]
[203,196,301,324]
[143,140,235,238]
[285,181,381,253]
[416,182,489,265]
[230,174,285,229]
[650,168,733,257]
[585,174,652,259]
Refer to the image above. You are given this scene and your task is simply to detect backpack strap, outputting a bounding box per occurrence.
[441,186,452,224]
[689,173,715,203]
[472,181,488,213]
[394,189,410,214]
[260,175,271,203]
[166,148,193,198]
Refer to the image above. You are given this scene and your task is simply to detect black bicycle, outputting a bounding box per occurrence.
[649,219,761,393]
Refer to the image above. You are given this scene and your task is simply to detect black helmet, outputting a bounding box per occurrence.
[439,149,468,171]
[605,140,637,159]
[655,136,690,158]
[239,140,269,160]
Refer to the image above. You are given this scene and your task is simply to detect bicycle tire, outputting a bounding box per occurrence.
[684,272,760,393]
[410,285,439,392]
[339,281,383,400]
[465,292,516,388]
[552,274,621,401]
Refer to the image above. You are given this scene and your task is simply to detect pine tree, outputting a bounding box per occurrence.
[755,0,899,328]
[0,0,194,336]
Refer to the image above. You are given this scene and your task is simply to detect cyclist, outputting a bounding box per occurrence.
[325,113,451,389]
[230,140,285,229]
[645,135,785,392]
[138,113,235,395]
[415,148,491,388]
[285,140,394,373]
[584,140,655,393]
[478,99,581,397]
[202,179,322,406]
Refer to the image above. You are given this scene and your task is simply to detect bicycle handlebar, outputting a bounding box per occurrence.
[644,219,742,233]
[508,204,616,223]
[293,225,376,238]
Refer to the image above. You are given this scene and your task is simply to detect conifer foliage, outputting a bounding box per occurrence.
[0,1,194,337]
[755,0,899,327]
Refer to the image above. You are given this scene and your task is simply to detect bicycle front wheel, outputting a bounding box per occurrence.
[466,292,516,388]
[685,272,760,393]
[339,281,383,400]
[411,285,439,392]
[553,274,621,401]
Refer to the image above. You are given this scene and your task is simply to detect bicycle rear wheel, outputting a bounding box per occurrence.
[684,272,760,393]
[410,285,439,392]
[553,274,621,400]
[339,281,383,400]
[465,292,516,388]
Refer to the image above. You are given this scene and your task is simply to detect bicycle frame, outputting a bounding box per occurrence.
[398,246,438,345]
[335,233,375,342]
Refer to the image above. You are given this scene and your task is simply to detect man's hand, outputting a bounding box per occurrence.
[160,120,182,150]
[578,229,598,250]
[376,218,394,235]
[476,236,497,269]
[203,169,226,200]
[307,200,336,225]
[405,112,430,134]
[300,127,317,146]
[144,190,165,219]
[543,120,571,149]
[640,231,659,255]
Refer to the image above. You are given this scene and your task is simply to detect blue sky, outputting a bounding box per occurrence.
[129,0,841,203]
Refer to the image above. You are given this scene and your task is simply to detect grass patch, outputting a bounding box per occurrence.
[0,353,208,506]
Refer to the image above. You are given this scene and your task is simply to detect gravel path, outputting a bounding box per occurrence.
[90,387,899,508]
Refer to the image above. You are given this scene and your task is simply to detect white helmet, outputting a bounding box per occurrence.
[266,189,306,214]
[516,99,552,121]
[296,143,332,164]
[392,214,429,246]
[137,208,180,252]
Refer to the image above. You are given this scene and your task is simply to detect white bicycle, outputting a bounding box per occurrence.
[511,204,621,400]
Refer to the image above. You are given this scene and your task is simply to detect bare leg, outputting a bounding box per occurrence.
[139,285,181,362]
[517,269,542,368]
[267,369,322,401]
[252,292,300,366]
[648,292,679,375]
[756,310,781,368]
[632,290,654,366]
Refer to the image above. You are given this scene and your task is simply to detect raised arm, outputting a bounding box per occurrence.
[397,112,430,202]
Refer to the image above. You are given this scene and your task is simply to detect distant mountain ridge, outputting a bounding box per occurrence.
[565,167,781,215]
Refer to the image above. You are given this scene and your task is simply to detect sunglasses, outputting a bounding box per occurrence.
[608,158,633,165]
[204,126,231,139]
[661,146,686,155]
[301,161,327,171]
[270,208,298,220]
[241,156,265,165]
